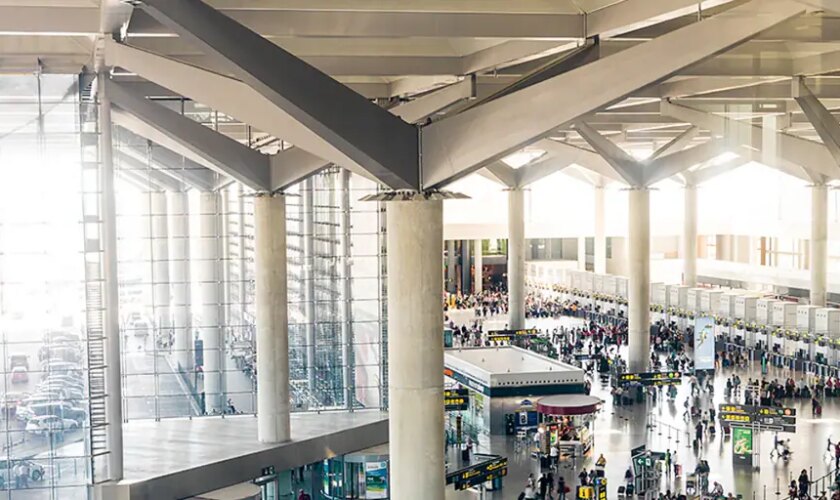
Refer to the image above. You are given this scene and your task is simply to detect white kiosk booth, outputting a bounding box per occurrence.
[444,347,585,436]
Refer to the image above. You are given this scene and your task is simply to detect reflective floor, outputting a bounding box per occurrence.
[445,311,837,499]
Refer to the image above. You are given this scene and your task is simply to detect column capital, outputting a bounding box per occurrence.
[254,191,286,198]
[360,189,467,202]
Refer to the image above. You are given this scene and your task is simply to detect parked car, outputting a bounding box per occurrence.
[0,393,27,419]
[38,345,81,364]
[8,354,28,370]
[10,367,28,384]
[17,395,61,421]
[38,375,85,393]
[36,383,83,402]
[41,361,82,377]
[28,402,86,423]
[42,331,81,345]
[0,459,46,489]
[24,415,78,436]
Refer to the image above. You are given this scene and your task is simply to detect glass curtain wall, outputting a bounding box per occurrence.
[111,113,388,418]
[287,168,387,412]
[0,73,93,499]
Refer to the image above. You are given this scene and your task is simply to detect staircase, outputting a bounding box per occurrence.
[79,95,111,483]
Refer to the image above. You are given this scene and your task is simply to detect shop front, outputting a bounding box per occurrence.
[534,395,602,461]
[444,346,585,437]
[322,445,390,499]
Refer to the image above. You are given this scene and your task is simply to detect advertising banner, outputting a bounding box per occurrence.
[694,316,716,371]
[365,461,388,499]
[732,427,753,461]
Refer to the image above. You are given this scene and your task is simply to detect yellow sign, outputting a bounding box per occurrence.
[577,486,594,499]
[721,414,752,423]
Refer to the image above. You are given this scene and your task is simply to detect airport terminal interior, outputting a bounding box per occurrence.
[13,0,840,499]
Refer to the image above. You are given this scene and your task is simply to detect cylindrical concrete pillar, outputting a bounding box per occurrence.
[150,192,172,340]
[474,239,483,294]
[507,188,525,330]
[594,185,607,275]
[167,191,191,373]
[446,240,456,294]
[811,183,828,307]
[577,237,587,271]
[683,184,698,287]
[255,194,291,443]
[196,191,222,414]
[628,188,651,372]
[386,197,445,500]
[460,240,471,293]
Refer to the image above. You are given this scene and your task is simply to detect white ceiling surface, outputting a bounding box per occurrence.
[4,0,840,191]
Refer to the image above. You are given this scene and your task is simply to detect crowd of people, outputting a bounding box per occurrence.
[442,287,840,499]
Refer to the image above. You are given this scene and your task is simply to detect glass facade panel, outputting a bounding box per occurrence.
[110,117,388,417]
[0,74,92,499]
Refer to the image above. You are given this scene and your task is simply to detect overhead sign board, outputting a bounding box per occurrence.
[446,456,508,491]
[444,389,470,411]
[618,371,682,387]
[718,405,796,433]
[487,328,538,342]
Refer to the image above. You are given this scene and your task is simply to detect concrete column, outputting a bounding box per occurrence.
[811,183,828,307]
[460,240,471,293]
[446,240,456,293]
[577,237,587,271]
[150,192,172,342]
[167,191,191,372]
[473,239,483,294]
[99,74,124,480]
[385,197,445,500]
[254,194,290,443]
[628,188,651,372]
[508,188,525,330]
[683,184,698,287]
[594,185,607,275]
[197,191,222,414]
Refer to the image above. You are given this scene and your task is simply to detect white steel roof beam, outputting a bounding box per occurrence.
[105,41,368,185]
[105,79,271,191]
[482,162,517,188]
[647,126,699,161]
[792,76,840,174]
[270,147,331,193]
[389,77,476,124]
[270,77,478,191]
[683,156,751,185]
[419,0,804,188]
[136,0,419,190]
[514,157,570,188]
[661,100,837,180]
[116,128,216,191]
[575,122,644,187]
[643,139,728,186]
[585,0,734,39]
[536,139,626,184]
